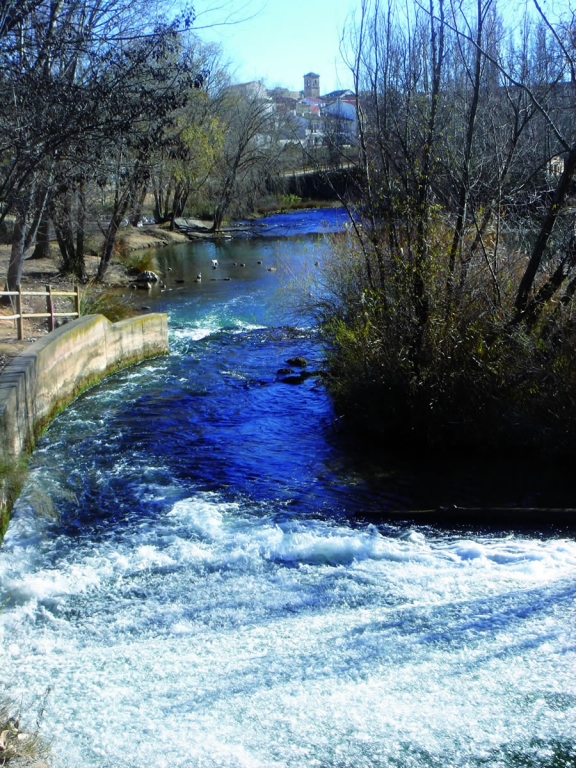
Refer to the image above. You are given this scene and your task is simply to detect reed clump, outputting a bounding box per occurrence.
[79,282,136,323]
[117,247,159,276]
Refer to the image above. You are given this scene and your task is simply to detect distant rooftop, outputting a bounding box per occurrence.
[323,89,355,100]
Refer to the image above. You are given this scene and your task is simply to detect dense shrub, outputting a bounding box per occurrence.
[314,0,576,456]
[313,227,576,455]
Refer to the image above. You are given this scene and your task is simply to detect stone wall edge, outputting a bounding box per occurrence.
[0,312,169,539]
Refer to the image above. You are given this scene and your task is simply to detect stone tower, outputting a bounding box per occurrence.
[303,72,320,98]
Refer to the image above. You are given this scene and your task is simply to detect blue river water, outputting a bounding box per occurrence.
[0,208,575,767]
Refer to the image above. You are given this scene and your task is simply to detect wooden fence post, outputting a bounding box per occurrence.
[16,286,23,340]
[74,284,81,317]
[46,284,54,331]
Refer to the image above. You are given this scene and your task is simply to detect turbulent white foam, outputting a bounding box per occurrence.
[165,498,576,576]
[171,321,266,342]
[1,495,576,768]
[168,497,228,536]
[172,325,217,341]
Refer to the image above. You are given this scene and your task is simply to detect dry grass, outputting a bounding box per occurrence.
[0,697,51,767]
[119,249,160,275]
[79,282,137,323]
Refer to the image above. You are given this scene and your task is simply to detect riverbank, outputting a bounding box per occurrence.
[0,225,188,371]
[0,204,338,372]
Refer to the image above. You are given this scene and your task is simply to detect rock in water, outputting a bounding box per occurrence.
[135,270,159,283]
[286,356,307,367]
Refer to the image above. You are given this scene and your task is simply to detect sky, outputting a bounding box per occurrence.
[194,0,356,94]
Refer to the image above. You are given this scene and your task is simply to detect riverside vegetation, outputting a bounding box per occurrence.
[0,0,303,296]
[0,697,51,767]
[308,0,576,457]
[1,2,576,765]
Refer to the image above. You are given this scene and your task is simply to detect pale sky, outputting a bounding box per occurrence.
[194,0,356,94]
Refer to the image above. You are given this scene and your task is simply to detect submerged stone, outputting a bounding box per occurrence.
[286,356,307,367]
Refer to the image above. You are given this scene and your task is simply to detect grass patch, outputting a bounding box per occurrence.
[79,282,136,322]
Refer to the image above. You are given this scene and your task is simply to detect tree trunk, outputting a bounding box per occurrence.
[169,183,190,230]
[1,183,36,304]
[209,177,234,233]
[129,184,147,226]
[72,180,86,281]
[29,208,51,259]
[2,208,29,304]
[411,0,445,361]
[210,199,228,233]
[513,142,576,322]
[52,192,76,274]
[97,191,132,281]
[447,0,485,285]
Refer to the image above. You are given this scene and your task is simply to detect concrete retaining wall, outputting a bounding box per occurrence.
[0,312,169,462]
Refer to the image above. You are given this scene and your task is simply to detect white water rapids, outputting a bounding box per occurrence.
[1,495,576,767]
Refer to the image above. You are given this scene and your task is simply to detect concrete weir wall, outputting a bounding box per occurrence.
[0,313,169,460]
[0,313,169,520]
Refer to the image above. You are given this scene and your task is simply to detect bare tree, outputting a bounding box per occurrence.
[0,0,198,288]
[208,86,286,232]
[316,0,576,450]
[150,42,225,229]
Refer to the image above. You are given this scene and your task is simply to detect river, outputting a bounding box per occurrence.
[1,208,575,768]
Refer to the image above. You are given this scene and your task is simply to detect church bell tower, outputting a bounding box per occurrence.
[303,72,320,98]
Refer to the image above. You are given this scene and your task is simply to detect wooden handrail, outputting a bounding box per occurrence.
[0,284,81,339]
[0,290,78,297]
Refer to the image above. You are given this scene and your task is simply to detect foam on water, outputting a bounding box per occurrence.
[172,321,267,344]
[1,494,575,768]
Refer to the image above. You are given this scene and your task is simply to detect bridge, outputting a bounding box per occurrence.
[284,163,359,200]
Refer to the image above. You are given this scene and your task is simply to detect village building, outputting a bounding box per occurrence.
[321,91,357,146]
[225,80,269,101]
[229,72,358,149]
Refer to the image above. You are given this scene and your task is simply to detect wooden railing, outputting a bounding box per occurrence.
[0,285,81,340]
